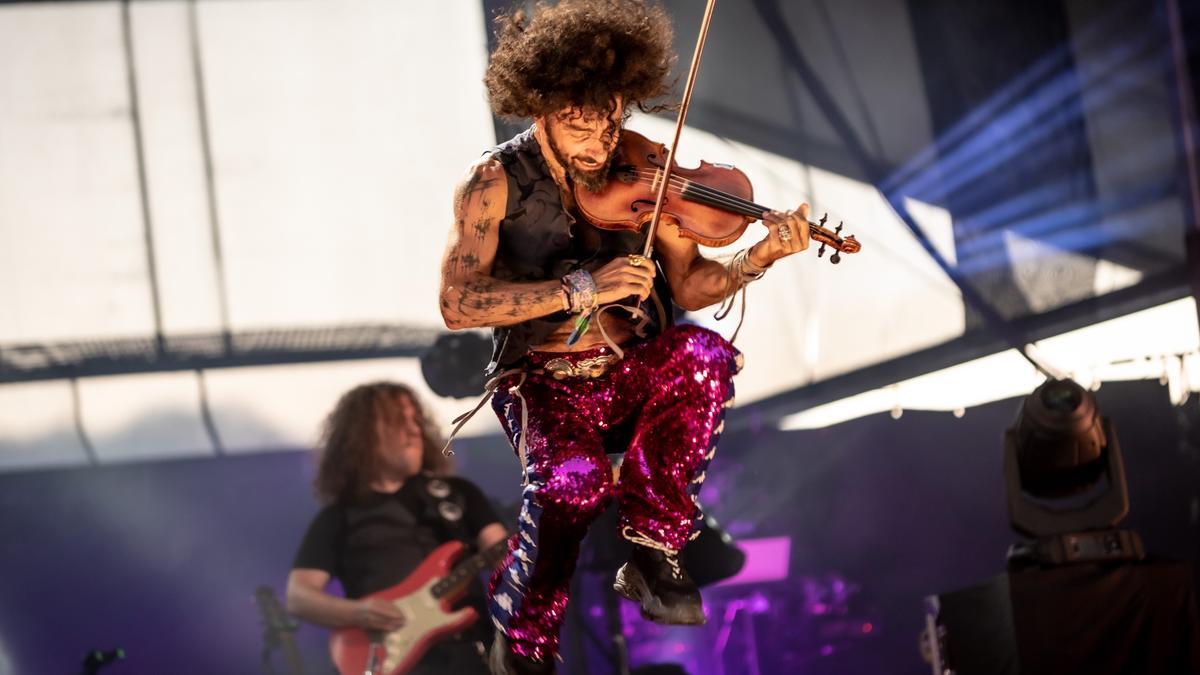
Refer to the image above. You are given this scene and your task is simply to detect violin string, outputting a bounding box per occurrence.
[609,164,846,244]
[627,168,843,240]
[628,168,832,234]
[629,169,760,212]
[628,170,765,219]
[627,170,834,238]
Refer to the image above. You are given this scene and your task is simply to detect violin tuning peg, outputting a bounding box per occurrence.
[830,251,841,265]
[835,221,843,235]
[818,213,828,226]
[817,242,827,258]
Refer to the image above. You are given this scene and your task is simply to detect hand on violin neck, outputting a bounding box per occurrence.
[754,203,812,265]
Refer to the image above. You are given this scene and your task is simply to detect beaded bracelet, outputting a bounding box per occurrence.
[561,269,598,314]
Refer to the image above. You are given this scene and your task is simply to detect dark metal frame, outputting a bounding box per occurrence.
[0,325,439,385]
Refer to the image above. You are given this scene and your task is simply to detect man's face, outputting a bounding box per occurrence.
[374,393,424,478]
[541,98,625,193]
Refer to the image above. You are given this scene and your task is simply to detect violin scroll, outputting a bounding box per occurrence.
[812,213,861,264]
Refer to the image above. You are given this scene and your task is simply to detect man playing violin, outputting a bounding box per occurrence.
[438,1,811,672]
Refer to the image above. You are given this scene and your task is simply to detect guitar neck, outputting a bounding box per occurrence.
[431,540,510,599]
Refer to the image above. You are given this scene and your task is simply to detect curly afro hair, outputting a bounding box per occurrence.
[485,0,677,119]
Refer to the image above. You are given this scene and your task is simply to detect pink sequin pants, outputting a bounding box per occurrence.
[487,324,740,661]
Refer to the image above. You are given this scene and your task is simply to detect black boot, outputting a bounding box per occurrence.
[613,544,706,625]
[488,632,555,675]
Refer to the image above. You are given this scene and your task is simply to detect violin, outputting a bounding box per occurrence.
[574,129,862,263]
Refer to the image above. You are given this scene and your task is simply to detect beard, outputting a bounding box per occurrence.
[568,156,614,193]
[548,134,617,194]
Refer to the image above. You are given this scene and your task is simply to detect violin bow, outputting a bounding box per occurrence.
[641,0,718,259]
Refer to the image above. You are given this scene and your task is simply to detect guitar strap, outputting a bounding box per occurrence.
[410,473,494,654]
[411,472,475,548]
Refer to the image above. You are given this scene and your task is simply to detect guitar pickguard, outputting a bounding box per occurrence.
[379,578,459,673]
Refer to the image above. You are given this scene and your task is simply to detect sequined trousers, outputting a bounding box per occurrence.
[487,324,741,662]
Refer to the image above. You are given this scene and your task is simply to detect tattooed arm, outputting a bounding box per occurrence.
[439,159,565,330]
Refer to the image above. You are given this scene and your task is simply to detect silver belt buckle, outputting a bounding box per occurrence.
[544,358,575,380]
[544,355,614,379]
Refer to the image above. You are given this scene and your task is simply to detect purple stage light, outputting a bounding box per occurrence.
[713,536,790,587]
[748,592,770,614]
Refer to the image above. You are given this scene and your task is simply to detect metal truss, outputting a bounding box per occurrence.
[0,324,440,384]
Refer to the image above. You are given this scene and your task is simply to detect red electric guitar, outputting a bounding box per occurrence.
[329,539,509,675]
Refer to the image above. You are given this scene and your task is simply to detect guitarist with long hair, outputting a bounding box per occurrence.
[287,381,509,674]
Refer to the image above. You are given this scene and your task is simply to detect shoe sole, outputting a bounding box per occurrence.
[613,563,706,625]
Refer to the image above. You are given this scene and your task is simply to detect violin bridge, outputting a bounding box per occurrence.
[650,167,663,194]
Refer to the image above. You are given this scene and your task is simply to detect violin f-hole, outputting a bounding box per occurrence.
[630,198,660,214]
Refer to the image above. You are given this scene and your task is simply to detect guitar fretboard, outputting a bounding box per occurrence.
[431,541,510,599]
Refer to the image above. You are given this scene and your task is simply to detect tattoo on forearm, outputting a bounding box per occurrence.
[443,276,565,327]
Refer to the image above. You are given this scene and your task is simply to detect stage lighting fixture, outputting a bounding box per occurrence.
[923,379,1198,675]
[1003,378,1144,565]
[419,331,492,398]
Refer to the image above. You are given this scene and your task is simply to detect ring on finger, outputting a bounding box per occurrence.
[778,224,793,242]
[628,254,646,268]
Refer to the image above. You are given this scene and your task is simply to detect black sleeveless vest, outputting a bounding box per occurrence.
[485,127,672,375]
